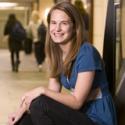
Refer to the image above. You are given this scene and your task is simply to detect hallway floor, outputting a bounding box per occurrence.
[0,49,49,125]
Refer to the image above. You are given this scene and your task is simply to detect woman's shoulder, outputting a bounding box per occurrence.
[77,41,102,64]
[76,42,103,72]
[79,42,94,54]
[79,42,100,56]
[80,42,94,49]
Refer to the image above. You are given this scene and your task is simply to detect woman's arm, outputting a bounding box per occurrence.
[44,71,95,109]
[19,78,62,110]
[21,71,94,110]
[48,78,62,92]
[4,23,9,35]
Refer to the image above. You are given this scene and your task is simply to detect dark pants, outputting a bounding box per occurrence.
[11,50,20,72]
[16,95,95,125]
[9,38,22,72]
[34,42,45,65]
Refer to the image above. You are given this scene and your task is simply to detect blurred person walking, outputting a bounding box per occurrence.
[37,21,47,71]
[4,14,26,72]
[27,10,43,71]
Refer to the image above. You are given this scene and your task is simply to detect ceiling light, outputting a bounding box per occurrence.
[0,2,18,9]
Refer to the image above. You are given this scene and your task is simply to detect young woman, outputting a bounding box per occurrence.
[8,2,117,125]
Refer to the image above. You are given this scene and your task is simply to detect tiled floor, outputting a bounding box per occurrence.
[0,49,49,125]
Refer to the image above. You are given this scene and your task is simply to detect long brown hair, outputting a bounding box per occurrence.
[45,2,85,78]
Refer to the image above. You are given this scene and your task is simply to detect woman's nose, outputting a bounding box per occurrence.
[55,23,61,31]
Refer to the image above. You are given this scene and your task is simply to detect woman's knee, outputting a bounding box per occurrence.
[29,95,49,113]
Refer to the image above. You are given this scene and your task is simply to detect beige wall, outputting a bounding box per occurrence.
[39,0,54,25]
[121,0,125,58]
[93,0,108,56]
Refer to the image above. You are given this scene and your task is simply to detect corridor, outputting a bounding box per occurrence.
[0,49,49,125]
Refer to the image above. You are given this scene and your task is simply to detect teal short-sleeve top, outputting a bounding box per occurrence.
[60,42,117,125]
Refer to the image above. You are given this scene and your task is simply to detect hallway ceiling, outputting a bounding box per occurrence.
[0,0,35,2]
[0,0,36,8]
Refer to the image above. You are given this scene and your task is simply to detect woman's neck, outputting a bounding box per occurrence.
[60,42,72,61]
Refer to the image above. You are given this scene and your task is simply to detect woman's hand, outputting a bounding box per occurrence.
[7,102,27,125]
[7,87,45,125]
[21,87,45,109]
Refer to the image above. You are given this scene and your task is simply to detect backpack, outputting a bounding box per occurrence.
[11,22,26,42]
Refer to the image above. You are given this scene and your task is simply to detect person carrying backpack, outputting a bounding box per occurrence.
[4,14,26,72]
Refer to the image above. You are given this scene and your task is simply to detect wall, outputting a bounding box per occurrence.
[93,0,108,56]
[39,0,54,25]
[121,0,125,58]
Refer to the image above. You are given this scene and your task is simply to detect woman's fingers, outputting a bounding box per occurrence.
[20,93,30,107]
[7,113,16,125]
[20,87,44,109]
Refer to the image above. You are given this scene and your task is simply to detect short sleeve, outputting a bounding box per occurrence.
[77,42,102,72]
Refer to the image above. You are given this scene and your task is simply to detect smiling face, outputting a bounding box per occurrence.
[49,9,74,45]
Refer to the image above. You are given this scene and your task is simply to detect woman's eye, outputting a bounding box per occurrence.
[62,22,68,25]
[50,21,56,25]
